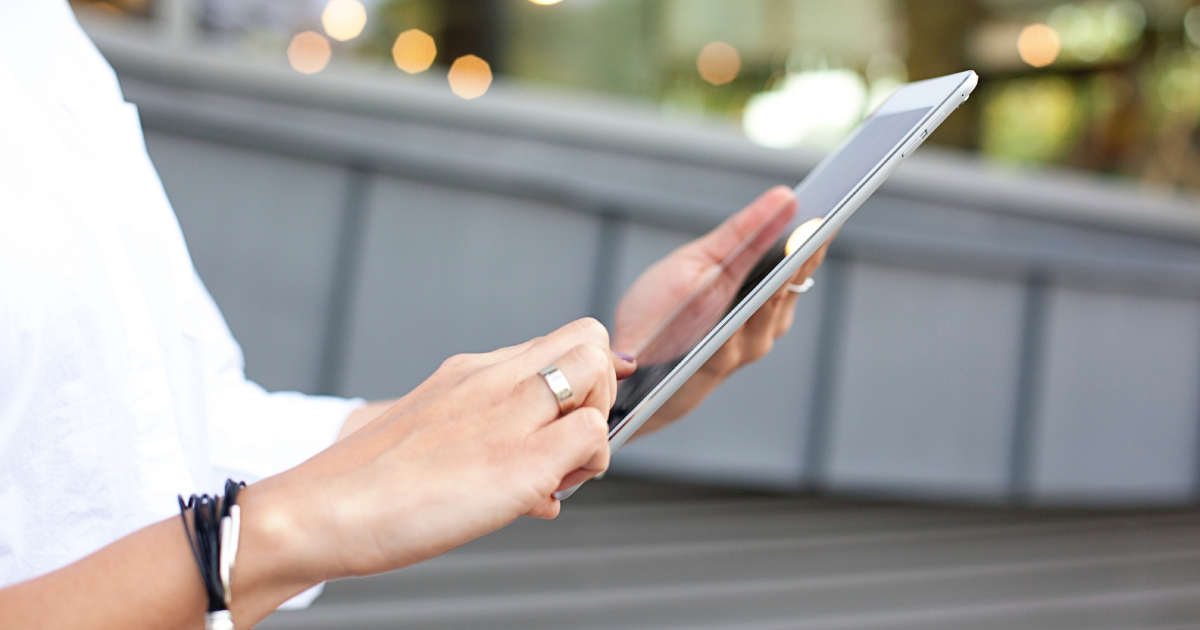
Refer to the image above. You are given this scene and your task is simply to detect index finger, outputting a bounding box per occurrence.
[507,318,636,380]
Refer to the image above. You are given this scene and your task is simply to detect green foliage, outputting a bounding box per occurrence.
[981,76,1084,164]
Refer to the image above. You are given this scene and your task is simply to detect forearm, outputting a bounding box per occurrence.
[0,518,205,630]
[0,318,626,629]
[0,485,315,630]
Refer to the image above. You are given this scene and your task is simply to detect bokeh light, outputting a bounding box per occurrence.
[1018,23,1061,68]
[322,0,367,42]
[528,0,564,4]
[1047,1,1144,63]
[448,55,493,100]
[784,219,825,257]
[393,29,437,74]
[1102,1,1146,48]
[696,41,741,86]
[1159,65,1200,114]
[743,69,867,150]
[981,76,1081,163]
[1185,6,1200,48]
[865,52,907,113]
[1049,4,1105,62]
[288,31,332,75]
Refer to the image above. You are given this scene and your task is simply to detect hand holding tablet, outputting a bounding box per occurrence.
[556,70,979,500]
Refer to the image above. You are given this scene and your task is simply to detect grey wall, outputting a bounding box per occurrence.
[823,264,1025,498]
[146,133,346,394]
[106,36,1200,506]
[1033,288,1200,502]
[343,178,602,398]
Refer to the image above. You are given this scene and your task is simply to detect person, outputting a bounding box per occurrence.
[0,2,831,628]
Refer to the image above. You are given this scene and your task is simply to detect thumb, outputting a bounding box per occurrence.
[691,186,797,264]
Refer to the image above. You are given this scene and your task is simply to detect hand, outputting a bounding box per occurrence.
[238,318,636,594]
[0,318,638,630]
[612,186,833,437]
[338,336,562,439]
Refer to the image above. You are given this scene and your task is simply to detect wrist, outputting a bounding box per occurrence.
[226,481,324,620]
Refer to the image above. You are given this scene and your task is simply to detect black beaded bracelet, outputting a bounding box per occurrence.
[179,479,245,630]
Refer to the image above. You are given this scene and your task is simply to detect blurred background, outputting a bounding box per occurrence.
[74,0,1200,182]
[69,0,1200,627]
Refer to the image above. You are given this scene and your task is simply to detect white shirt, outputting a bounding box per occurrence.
[0,1,362,604]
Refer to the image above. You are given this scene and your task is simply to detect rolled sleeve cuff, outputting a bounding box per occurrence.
[206,383,365,487]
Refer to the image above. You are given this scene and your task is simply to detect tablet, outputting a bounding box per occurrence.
[556,70,978,500]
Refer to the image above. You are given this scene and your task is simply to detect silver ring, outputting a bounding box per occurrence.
[538,365,576,415]
[786,277,815,294]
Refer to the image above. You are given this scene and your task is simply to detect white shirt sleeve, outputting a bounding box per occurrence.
[0,3,365,606]
[185,271,362,610]
[184,265,365,489]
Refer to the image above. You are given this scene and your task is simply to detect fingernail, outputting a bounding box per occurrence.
[615,351,636,363]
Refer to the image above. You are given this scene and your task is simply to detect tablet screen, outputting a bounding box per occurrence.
[609,106,932,432]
